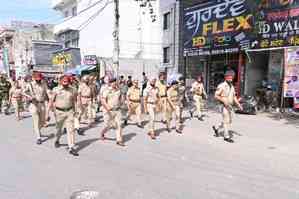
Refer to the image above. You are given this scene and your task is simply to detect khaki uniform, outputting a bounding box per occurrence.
[74,83,93,129]
[25,82,48,139]
[9,86,23,118]
[126,86,142,125]
[102,87,123,142]
[144,86,159,133]
[178,84,186,121]
[90,82,98,121]
[191,81,206,117]
[166,86,181,130]
[52,86,76,149]
[215,81,236,139]
[156,80,167,120]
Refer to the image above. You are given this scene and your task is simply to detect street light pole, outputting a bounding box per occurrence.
[113,0,120,77]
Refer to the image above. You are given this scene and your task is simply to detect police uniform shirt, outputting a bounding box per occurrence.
[191,82,204,96]
[127,87,141,101]
[102,87,121,112]
[144,86,159,104]
[215,81,235,105]
[53,86,75,109]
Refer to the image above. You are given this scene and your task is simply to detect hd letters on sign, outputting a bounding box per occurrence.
[183,0,253,55]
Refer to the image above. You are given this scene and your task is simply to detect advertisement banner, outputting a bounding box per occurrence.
[83,55,98,65]
[284,47,299,98]
[183,0,254,56]
[251,0,299,49]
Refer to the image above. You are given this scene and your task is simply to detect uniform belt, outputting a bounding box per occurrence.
[12,96,22,99]
[110,107,121,111]
[160,95,167,98]
[81,95,91,98]
[129,99,140,103]
[147,102,155,104]
[56,107,73,112]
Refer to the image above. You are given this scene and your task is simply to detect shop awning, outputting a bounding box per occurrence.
[65,65,96,75]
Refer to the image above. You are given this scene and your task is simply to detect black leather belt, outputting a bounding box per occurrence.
[56,107,73,112]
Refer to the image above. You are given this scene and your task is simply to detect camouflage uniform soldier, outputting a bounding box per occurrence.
[24,72,48,145]
[74,75,94,135]
[0,74,11,115]
[125,80,143,128]
[166,80,182,133]
[190,76,207,121]
[213,70,243,143]
[50,76,79,156]
[144,79,160,140]
[100,78,125,147]
[119,78,129,125]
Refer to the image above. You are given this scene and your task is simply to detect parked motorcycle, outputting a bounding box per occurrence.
[235,95,257,115]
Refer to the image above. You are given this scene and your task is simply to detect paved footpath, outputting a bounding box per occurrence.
[0,110,299,199]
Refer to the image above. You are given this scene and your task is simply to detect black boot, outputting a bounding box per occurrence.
[69,148,79,156]
[212,126,220,137]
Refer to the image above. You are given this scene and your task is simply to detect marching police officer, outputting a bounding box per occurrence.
[100,78,125,147]
[50,76,79,156]
[24,72,49,145]
[9,80,23,121]
[144,78,160,140]
[190,75,207,121]
[156,72,167,124]
[74,75,94,135]
[0,73,11,115]
[125,79,143,128]
[166,80,182,134]
[213,70,243,143]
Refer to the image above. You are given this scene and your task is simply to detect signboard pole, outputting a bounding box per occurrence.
[281,48,287,112]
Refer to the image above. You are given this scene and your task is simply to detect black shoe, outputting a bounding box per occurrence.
[54,141,60,148]
[224,138,234,143]
[198,116,204,121]
[36,139,42,145]
[166,127,171,133]
[76,129,84,136]
[176,129,182,134]
[212,126,220,137]
[116,141,125,147]
[69,148,79,156]
[137,124,143,128]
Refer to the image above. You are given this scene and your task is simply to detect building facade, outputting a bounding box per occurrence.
[52,0,163,79]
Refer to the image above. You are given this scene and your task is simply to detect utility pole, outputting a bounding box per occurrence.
[113,0,120,77]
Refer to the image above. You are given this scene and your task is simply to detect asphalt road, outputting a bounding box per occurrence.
[1,110,299,199]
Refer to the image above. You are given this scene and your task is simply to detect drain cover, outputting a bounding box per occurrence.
[70,190,99,199]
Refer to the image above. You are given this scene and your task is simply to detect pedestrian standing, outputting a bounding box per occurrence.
[100,78,125,147]
[190,76,207,121]
[50,76,78,156]
[24,72,48,145]
[166,80,182,134]
[144,79,160,140]
[125,79,143,128]
[213,70,243,143]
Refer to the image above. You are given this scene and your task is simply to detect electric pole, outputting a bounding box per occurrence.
[113,0,120,77]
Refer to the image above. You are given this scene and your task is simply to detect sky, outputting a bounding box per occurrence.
[0,0,62,25]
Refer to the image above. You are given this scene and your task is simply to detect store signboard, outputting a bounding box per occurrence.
[284,47,299,98]
[252,0,299,49]
[83,55,98,65]
[183,0,253,56]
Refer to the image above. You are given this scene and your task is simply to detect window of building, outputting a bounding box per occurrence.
[163,47,170,63]
[64,10,69,18]
[65,41,71,48]
[72,6,77,16]
[71,39,79,48]
[163,12,170,30]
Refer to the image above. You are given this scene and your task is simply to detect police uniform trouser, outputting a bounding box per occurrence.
[29,102,46,139]
[74,102,93,129]
[193,95,203,117]
[222,106,233,139]
[166,104,181,129]
[128,102,142,124]
[0,93,9,112]
[55,109,75,149]
[12,99,23,116]
[159,97,167,120]
[147,103,156,133]
[103,109,123,142]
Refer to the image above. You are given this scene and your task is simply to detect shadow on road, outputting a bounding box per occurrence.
[123,133,137,143]
[76,138,100,152]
